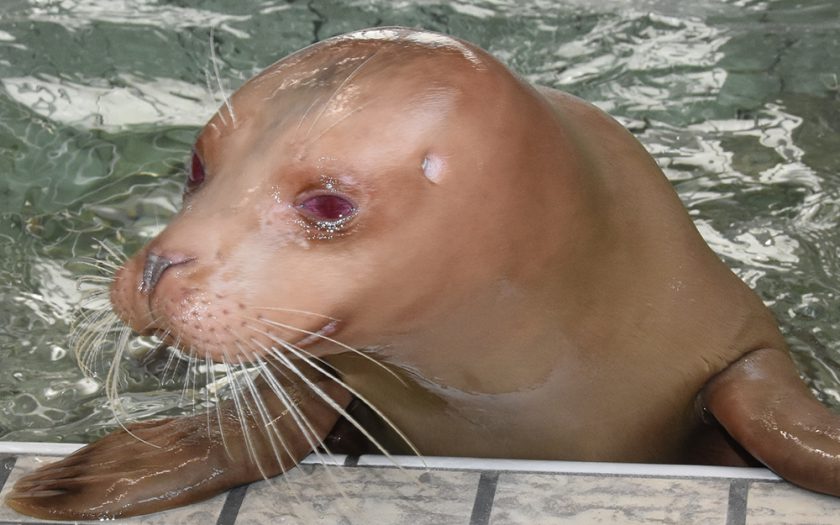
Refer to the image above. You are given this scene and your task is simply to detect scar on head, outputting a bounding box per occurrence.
[422,153,445,184]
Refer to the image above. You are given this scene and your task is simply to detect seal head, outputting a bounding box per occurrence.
[109,27,597,375]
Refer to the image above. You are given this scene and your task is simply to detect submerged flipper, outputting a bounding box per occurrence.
[702,348,840,496]
[6,373,351,520]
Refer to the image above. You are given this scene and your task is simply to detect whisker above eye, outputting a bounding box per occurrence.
[208,25,236,129]
[304,49,381,140]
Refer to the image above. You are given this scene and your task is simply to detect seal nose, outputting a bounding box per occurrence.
[141,253,184,295]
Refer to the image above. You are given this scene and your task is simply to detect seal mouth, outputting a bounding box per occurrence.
[291,320,340,349]
[141,319,342,365]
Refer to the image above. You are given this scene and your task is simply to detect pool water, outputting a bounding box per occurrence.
[0,0,838,442]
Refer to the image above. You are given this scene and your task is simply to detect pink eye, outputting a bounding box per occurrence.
[297,193,356,225]
[186,151,205,193]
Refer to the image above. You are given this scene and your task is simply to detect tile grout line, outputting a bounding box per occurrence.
[0,456,16,494]
[216,484,249,525]
[726,479,750,525]
[351,455,779,482]
[469,471,500,525]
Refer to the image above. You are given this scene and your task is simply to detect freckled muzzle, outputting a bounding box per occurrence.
[111,249,342,365]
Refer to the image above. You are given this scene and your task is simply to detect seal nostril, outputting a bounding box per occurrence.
[141,254,176,295]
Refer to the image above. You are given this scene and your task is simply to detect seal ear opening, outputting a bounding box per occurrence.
[701,348,840,497]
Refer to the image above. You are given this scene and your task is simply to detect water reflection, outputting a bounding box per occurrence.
[0,0,838,439]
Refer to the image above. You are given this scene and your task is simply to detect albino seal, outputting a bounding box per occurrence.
[7,27,840,520]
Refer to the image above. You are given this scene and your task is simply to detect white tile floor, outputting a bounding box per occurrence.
[1,443,839,524]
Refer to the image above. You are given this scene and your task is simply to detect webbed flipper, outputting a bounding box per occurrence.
[702,348,840,496]
[6,373,351,520]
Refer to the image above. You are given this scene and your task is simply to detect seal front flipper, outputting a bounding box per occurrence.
[5,373,351,520]
[701,348,840,496]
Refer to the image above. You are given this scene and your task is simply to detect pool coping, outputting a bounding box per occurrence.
[0,440,781,480]
[5,441,840,525]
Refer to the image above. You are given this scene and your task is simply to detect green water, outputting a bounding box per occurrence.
[0,0,838,442]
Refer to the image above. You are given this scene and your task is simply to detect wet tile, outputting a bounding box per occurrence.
[236,464,480,525]
[490,473,730,525]
[746,481,840,525]
[0,455,227,524]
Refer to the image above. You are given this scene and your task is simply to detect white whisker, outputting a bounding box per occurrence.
[233,351,316,511]
[209,25,236,128]
[248,317,405,386]
[178,345,195,408]
[245,350,329,458]
[221,349,268,478]
[235,352,297,472]
[293,94,326,138]
[158,335,181,384]
[305,103,370,146]
[83,264,119,281]
[93,239,127,264]
[244,348,356,507]
[206,354,235,458]
[283,343,423,465]
[266,342,399,459]
[246,329,422,468]
[106,326,161,449]
[189,350,202,415]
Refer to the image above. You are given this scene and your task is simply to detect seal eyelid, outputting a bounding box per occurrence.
[295,191,357,229]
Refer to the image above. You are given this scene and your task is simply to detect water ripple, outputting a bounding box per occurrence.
[0,0,838,438]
